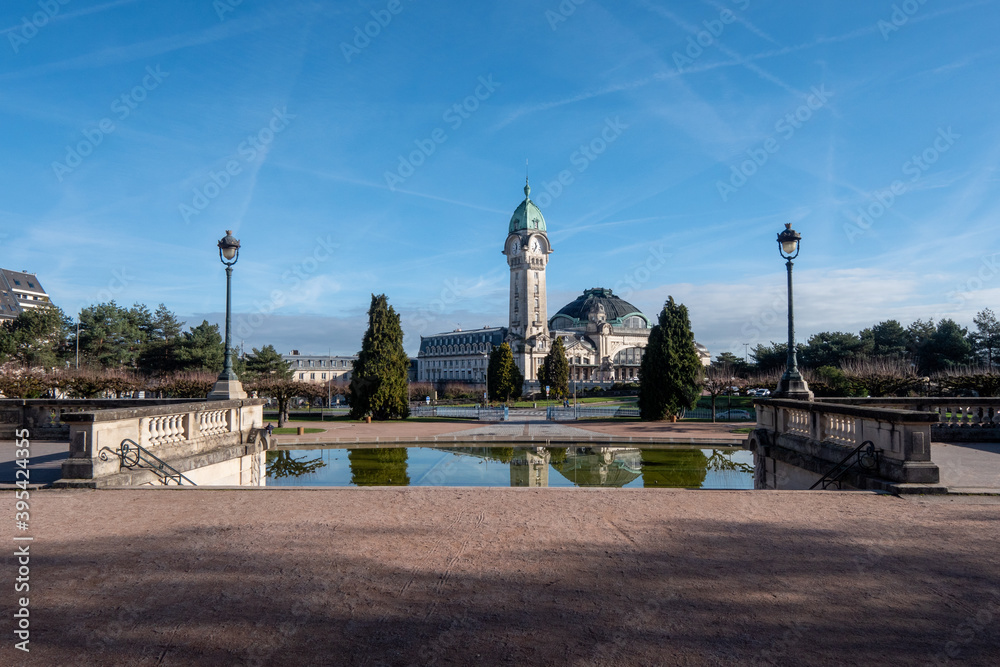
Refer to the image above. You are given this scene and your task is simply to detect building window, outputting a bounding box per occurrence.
[310,373,315,379]
[299,373,305,379]
[534,298,539,310]
[322,373,327,379]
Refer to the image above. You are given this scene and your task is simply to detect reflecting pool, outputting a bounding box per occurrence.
[266,446,753,489]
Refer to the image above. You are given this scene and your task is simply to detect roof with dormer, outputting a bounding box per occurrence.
[509,181,547,234]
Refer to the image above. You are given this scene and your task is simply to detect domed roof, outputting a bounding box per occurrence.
[509,181,546,233]
[550,288,649,328]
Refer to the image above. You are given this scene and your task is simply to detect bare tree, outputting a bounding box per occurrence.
[704,363,732,423]
[840,357,919,397]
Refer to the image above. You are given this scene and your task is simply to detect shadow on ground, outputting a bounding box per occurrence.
[3,490,999,666]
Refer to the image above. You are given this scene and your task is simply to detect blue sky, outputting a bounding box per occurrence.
[1,0,999,359]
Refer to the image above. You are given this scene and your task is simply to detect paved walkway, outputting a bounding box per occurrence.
[2,489,998,666]
[931,441,1000,493]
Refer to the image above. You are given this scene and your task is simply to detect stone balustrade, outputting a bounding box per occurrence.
[57,398,267,487]
[750,399,941,492]
[815,398,1000,440]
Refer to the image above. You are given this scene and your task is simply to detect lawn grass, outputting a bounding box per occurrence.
[271,427,325,435]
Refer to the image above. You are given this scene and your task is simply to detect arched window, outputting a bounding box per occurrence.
[614,347,644,366]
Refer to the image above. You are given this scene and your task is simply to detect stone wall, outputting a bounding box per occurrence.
[0,398,196,440]
[748,398,942,493]
[55,398,268,488]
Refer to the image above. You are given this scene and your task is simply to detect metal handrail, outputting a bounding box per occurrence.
[809,439,880,490]
[99,438,197,486]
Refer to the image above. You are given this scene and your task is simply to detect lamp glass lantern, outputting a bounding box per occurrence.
[777,223,801,259]
[218,230,241,264]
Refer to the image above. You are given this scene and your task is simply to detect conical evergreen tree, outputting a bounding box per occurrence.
[349,294,410,420]
[637,297,703,420]
[542,336,570,398]
[488,342,519,402]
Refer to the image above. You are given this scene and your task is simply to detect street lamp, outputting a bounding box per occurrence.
[208,230,248,400]
[772,223,813,400]
[75,320,85,370]
[482,352,489,406]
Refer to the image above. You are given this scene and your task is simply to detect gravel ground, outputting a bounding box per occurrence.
[2,489,999,666]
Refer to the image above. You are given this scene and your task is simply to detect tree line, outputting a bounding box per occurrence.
[715,310,1000,377]
[0,301,237,374]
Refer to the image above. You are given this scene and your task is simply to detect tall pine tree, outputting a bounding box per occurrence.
[349,294,410,420]
[487,342,521,402]
[541,336,570,398]
[638,297,703,420]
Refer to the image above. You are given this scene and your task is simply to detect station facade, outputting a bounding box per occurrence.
[416,183,709,388]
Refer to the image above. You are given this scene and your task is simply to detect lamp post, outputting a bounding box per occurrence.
[482,353,489,406]
[75,320,85,370]
[772,223,814,400]
[208,230,248,400]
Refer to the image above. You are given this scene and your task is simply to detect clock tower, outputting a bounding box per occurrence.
[503,180,552,383]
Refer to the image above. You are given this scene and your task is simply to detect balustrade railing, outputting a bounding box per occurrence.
[821,412,857,447]
[146,414,187,446]
[199,409,230,436]
[814,398,1000,430]
[784,408,810,437]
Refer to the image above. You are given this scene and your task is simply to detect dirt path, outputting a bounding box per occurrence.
[2,489,998,666]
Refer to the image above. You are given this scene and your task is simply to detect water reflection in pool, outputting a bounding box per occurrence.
[266,446,753,489]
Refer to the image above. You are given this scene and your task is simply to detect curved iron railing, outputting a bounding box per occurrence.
[810,439,881,490]
[99,438,196,486]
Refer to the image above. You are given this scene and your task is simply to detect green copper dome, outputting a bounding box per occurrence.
[509,181,546,233]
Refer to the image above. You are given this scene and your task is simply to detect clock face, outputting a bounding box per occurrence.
[530,238,541,253]
[508,239,520,255]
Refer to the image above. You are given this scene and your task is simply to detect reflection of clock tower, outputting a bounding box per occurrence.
[503,180,552,382]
